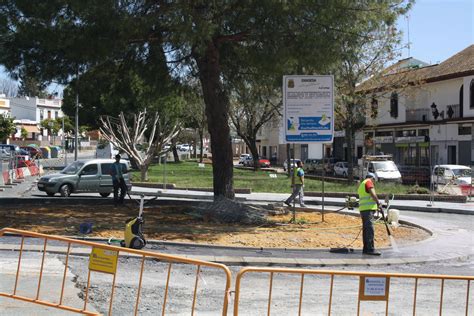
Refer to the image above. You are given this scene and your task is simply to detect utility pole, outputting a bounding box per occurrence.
[74,91,79,161]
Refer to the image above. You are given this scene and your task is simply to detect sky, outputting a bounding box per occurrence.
[396,0,473,64]
[1,0,473,95]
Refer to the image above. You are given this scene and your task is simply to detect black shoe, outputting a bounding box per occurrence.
[284,201,291,207]
[363,250,381,256]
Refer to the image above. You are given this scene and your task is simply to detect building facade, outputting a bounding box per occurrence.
[337,45,474,168]
[9,96,63,142]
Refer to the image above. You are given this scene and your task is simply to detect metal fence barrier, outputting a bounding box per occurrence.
[0,228,232,316]
[233,267,473,316]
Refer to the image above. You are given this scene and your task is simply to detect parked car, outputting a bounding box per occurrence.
[333,161,349,177]
[247,157,271,168]
[432,165,472,186]
[283,159,301,171]
[239,153,251,164]
[20,146,42,159]
[242,156,253,166]
[37,159,132,197]
[0,144,20,154]
[0,148,12,160]
[304,158,321,173]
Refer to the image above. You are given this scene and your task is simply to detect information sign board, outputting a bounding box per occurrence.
[283,75,334,143]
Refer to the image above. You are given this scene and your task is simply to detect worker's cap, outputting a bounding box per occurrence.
[115,154,121,160]
[366,172,376,179]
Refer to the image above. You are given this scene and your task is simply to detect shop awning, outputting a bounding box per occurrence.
[22,125,40,133]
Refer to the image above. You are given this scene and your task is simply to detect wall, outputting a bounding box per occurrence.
[463,76,474,118]
[10,98,36,121]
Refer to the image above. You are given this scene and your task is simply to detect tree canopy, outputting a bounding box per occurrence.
[0,0,412,198]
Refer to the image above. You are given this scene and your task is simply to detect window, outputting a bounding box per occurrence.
[459,85,464,118]
[470,79,474,109]
[390,92,398,118]
[81,164,98,175]
[418,129,429,137]
[47,110,51,119]
[458,125,472,135]
[370,97,378,119]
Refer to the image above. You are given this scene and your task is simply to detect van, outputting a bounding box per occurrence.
[96,141,129,159]
[432,165,472,186]
[37,159,132,197]
[360,155,402,183]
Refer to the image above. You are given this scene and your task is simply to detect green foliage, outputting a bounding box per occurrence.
[20,127,28,139]
[40,118,61,135]
[0,115,16,142]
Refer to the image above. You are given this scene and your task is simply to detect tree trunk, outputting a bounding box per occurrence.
[139,165,148,182]
[194,42,234,199]
[286,143,291,176]
[171,140,180,163]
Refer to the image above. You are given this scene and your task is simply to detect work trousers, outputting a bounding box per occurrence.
[360,210,375,252]
[286,184,304,206]
[113,178,127,205]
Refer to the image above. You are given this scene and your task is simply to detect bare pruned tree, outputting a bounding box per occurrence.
[100,110,180,181]
[0,78,18,97]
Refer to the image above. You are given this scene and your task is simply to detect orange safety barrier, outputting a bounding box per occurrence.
[0,228,232,316]
[233,267,473,316]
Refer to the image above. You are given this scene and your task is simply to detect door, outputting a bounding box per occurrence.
[77,163,99,192]
[458,141,471,166]
[447,146,457,164]
[99,163,114,191]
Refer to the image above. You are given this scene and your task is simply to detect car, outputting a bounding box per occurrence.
[304,159,322,173]
[333,161,349,177]
[283,159,301,171]
[0,148,12,160]
[242,156,253,166]
[238,153,251,164]
[0,144,20,154]
[37,158,132,197]
[431,165,472,186]
[21,146,43,159]
[247,157,271,168]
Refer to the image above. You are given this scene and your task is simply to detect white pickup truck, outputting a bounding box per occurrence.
[359,155,402,183]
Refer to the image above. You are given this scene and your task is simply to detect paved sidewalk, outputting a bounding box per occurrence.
[1,183,473,267]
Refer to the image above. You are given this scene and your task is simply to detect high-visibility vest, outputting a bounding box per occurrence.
[358,179,378,212]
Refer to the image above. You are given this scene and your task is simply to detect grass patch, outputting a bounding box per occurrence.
[131,161,410,194]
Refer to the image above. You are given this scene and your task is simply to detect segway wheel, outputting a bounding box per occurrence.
[130,237,145,249]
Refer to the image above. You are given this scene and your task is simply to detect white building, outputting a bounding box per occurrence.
[347,45,474,167]
[9,97,63,142]
[0,94,11,117]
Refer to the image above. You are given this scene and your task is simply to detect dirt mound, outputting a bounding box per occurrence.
[0,204,430,249]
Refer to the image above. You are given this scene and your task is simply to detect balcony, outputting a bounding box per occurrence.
[406,104,461,123]
[406,108,430,122]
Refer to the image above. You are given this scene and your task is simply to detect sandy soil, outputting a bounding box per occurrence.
[0,205,430,249]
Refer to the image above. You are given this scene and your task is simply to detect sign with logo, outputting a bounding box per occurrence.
[89,247,119,274]
[395,136,426,143]
[373,136,394,144]
[358,276,390,301]
[283,75,334,143]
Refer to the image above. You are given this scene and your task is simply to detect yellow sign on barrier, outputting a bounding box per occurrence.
[89,247,119,274]
[359,276,390,301]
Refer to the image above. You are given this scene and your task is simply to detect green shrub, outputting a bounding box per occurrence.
[407,185,430,194]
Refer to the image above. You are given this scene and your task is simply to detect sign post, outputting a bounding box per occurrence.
[283,75,334,220]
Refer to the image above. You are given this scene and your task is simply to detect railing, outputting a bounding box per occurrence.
[0,228,232,316]
[406,108,430,122]
[233,267,473,316]
[406,104,461,122]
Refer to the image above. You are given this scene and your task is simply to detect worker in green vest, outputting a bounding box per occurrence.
[284,160,306,207]
[358,172,382,255]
